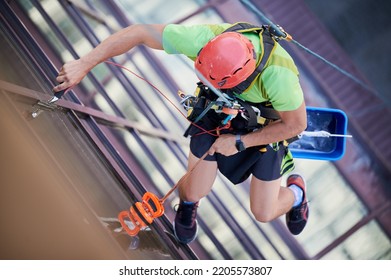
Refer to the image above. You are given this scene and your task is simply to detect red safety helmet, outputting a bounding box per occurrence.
[195,32,257,89]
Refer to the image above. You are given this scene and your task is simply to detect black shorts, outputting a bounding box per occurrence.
[186,117,295,185]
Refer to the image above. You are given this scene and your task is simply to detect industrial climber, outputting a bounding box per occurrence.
[54,22,309,244]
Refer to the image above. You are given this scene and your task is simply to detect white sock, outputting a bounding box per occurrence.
[289,184,304,207]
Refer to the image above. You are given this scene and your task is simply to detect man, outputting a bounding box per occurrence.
[54,22,309,244]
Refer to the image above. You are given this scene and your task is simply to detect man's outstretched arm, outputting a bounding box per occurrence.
[54,24,166,92]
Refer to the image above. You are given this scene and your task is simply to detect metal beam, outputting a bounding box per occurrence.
[0,79,188,145]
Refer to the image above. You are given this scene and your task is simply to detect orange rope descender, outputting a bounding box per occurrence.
[118,152,208,237]
[118,192,165,236]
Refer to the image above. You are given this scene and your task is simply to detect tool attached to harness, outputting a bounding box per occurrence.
[179,83,280,135]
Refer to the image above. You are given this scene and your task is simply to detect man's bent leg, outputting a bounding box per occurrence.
[249,176,295,223]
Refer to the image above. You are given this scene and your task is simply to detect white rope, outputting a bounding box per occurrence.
[299,130,353,138]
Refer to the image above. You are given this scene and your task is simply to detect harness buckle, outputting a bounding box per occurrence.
[266,24,292,42]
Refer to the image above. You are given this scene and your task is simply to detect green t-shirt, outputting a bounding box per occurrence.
[162,23,303,111]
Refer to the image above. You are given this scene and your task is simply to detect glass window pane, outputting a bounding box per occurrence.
[322,221,391,260]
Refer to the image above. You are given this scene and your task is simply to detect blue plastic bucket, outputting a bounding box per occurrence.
[289,107,349,161]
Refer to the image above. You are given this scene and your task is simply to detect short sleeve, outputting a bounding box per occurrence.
[260,65,304,111]
[162,23,229,60]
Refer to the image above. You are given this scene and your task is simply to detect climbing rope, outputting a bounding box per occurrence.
[299,130,352,138]
[239,0,377,94]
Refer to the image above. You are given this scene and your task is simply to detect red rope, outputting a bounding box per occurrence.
[160,151,209,204]
[104,60,227,137]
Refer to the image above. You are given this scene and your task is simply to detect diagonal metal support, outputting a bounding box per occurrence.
[0,79,188,145]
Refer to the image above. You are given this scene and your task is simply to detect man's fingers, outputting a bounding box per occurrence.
[56,75,67,83]
[53,83,67,93]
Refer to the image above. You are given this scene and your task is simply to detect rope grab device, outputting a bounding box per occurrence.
[117,152,208,237]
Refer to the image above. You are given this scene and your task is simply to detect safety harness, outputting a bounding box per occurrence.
[181,22,288,134]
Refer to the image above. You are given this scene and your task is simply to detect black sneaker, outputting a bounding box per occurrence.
[286,174,309,235]
[173,200,199,244]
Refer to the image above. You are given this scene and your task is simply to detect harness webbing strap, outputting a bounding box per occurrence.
[228,33,275,95]
[258,103,280,120]
[222,22,277,96]
[223,22,263,34]
[237,100,258,129]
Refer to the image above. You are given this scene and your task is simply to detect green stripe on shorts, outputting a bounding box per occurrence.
[281,149,295,175]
